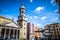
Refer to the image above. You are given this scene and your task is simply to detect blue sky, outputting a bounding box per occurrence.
[0,0,60,28]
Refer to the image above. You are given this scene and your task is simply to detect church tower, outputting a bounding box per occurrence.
[17,3,27,40]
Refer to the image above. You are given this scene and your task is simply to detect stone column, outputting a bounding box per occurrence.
[18,30,20,40]
[0,27,2,37]
[16,30,18,40]
[13,29,15,38]
[4,28,6,39]
[8,29,11,39]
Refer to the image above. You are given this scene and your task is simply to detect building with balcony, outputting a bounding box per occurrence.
[44,23,60,40]
[44,25,52,40]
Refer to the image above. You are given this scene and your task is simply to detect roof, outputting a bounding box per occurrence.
[5,22,18,28]
[0,16,18,28]
[0,16,12,24]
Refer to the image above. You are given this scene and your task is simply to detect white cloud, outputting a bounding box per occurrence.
[27,7,44,13]
[37,24,42,27]
[26,18,28,21]
[28,15,39,20]
[30,16,33,19]
[50,0,56,6]
[30,0,33,3]
[34,7,44,13]
[55,17,58,20]
[26,15,29,17]
[52,17,58,21]
[55,9,58,12]
[27,15,42,28]
[50,0,54,4]
[34,16,38,18]
[41,16,47,21]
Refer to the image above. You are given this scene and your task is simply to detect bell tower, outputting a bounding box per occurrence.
[19,2,26,19]
[17,2,27,40]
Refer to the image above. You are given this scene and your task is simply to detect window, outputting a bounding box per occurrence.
[24,33,25,35]
[51,32,53,34]
[57,31,59,33]
[19,23,20,25]
[56,25,57,27]
[22,11,24,13]
[59,28,60,30]
[57,29,58,30]
[24,23,25,25]
[24,27,25,29]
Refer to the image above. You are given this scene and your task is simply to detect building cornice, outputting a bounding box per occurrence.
[0,24,20,29]
[17,20,27,22]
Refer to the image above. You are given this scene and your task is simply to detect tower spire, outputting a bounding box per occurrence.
[22,2,24,6]
[21,2,25,9]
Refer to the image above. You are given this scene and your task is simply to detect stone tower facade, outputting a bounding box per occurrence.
[17,3,27,40]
